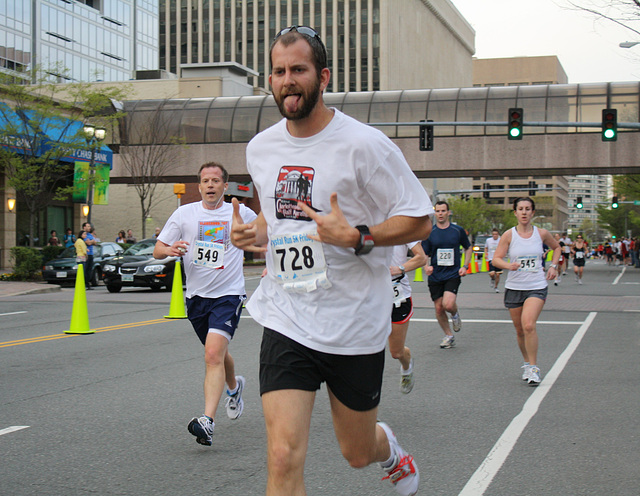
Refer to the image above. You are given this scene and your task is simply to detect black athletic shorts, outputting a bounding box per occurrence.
[428,276,462,301]
[259,328,385,412]
[391,297,413,324]
[488,261,502,274]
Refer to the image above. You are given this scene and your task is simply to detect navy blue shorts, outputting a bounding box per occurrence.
[259,328,385,412]
[186,294,246,345]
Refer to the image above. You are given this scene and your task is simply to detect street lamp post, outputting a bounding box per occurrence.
[82,124,106,226]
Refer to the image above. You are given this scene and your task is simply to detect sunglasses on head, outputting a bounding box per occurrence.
[274,25,321,41]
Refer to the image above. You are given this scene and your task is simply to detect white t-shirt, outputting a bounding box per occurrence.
[485,236,500,261]
[246,109,434,355]
[391,242,419,304]
[158,201,257,299]
[505,226,547,291]
[561,236,572,254]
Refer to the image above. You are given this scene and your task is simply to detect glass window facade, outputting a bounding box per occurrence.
[120,82,640,145]
[0,0,158,83]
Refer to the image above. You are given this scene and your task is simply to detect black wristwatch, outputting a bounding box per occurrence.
[354,225,374,256]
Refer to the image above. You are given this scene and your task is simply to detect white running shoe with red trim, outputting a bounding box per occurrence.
[378,421,419,495]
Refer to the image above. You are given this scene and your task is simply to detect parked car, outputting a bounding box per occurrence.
[472,234,490,261]
[100,238,184,293]
[42,242,125,286]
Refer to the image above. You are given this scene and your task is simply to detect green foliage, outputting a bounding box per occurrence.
[596,174,640,238]
[41,245,65,264]
[9,247,43,280]
[0,66,130,246]
[446,197,516,236]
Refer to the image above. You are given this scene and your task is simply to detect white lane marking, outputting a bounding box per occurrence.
[458,311,597,496]
[0,311,27,317]
[612,266,625,285]
[0,426,29,436]
[411,318,583,325]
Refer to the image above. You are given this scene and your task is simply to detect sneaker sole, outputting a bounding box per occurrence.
[188,418,212,446]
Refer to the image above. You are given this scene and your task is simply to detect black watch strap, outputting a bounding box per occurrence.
[354,225,374,256]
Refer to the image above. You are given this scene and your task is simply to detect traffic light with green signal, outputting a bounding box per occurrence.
[612,196,619,209]
[602,109,617,141]
[576,196,583,209]
[508,108,523,140]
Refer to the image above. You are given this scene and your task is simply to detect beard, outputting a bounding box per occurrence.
[274,76,322,121]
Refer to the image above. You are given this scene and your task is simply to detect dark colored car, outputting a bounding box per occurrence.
[100,238,184,293]
[472,234,490,261]
[42,242,125,286]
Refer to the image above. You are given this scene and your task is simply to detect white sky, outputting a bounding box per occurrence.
[450,0,640,83]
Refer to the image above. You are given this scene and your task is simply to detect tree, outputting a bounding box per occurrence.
[118,99,188,238]
[0,66,129,246]
[596,203,640,238]
[446,197,516,236]
[566,1,640,40]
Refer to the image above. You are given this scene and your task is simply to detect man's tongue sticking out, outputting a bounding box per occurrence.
[285,94,301,113]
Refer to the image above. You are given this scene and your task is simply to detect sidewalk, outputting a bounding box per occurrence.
[0,280,61,298]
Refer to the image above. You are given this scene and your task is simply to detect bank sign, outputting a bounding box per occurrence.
[0,133,112,168]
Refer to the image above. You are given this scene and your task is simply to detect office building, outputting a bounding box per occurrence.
[0,0,159,83]
[159,0,475,92]
[567,175,612,238]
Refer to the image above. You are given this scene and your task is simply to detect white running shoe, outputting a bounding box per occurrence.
[451,312,462,332]
[378,422,419,495]
[521,363,531,381]
[400,359,414,394]
[440,335,455,349]
[495,287,500,293]
[225,375,245,419]
[188,415,214,446]
[528,366,541,386]
[578,279,583,285]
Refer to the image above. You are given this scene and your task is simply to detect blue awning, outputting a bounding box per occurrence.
[0,103,113,168]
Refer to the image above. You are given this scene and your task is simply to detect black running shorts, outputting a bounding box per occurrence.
[391,297,413,324]
[428,276,461,301]
[259,328,385,412]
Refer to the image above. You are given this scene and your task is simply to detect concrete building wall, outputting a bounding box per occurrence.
[381,0,474,90]
[473,56,568,86]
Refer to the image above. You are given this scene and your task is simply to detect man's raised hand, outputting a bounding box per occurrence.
[231,198,267,253]
[297,193,359,248]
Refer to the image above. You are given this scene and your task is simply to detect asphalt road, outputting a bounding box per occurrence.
[1,260,639,495]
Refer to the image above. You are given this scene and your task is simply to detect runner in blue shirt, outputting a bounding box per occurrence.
[421,201,472,349]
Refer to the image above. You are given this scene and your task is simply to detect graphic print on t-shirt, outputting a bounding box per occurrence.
[194,220,228,269]
[199,221,228,245]
[275,166,315,220]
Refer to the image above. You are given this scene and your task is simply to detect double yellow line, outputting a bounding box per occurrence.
[0,318,173,348]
